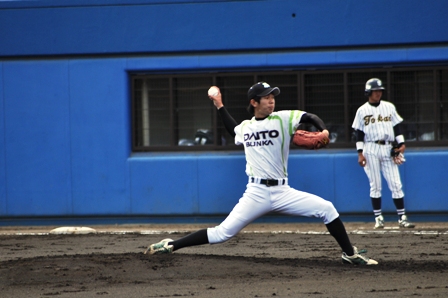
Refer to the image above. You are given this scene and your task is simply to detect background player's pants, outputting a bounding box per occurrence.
[207,183,339,244]
[363,143,404,198]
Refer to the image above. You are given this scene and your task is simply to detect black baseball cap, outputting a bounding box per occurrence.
[247,82,280,100]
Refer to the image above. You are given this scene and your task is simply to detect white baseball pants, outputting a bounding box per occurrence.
[207,182,339,244]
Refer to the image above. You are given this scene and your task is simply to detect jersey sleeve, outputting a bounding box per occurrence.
[234,120,250,145]
[352,108,363,131]
[390,104,404,126]
[282,110,305,135]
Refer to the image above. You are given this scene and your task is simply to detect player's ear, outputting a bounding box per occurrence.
[249,99,258,107]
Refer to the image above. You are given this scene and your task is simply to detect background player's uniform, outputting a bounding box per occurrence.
[207,110,338,243]
[352,100,404,199]
[352,86,414,229]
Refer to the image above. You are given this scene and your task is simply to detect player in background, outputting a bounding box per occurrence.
[352,78,415,229]
[145,82,378,265]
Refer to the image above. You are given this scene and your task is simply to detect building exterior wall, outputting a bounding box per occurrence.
[1,1,447,223]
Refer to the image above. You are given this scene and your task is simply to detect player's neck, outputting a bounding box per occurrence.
[368,100,381,107]
[254,110,270,120]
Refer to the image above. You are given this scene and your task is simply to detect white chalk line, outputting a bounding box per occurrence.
[3,229,448,236]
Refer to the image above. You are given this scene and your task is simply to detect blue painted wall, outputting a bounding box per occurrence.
[130,149,448,216]
[0,0,448,223]
[1,0,448,56]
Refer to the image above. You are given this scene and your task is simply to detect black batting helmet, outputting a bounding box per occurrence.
[364,78,385,97]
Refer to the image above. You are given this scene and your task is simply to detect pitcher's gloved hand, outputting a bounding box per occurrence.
[293,130,330,150]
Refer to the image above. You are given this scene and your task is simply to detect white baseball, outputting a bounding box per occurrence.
[208,86,219,97]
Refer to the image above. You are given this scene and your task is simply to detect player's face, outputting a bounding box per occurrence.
[255,94,275,117]
[369,90,383,103]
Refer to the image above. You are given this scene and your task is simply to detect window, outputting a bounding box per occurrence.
[303,73,344,142]
[131,67,448,152]
[392,70,435,141]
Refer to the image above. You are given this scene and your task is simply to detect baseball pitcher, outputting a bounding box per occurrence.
[144,81,378,265]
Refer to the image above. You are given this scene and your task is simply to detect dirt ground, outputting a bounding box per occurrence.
[1,222,448,298]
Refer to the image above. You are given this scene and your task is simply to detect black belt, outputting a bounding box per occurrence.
[251,177,286,187]
[373,140,389,145]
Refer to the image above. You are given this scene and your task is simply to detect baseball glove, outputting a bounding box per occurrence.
[293,130,330,150]
[390,146,400,157]
[391,146,406,165]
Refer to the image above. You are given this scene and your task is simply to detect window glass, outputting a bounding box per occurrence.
[133,77,170,147]
[440,70,448,140]
[174,77,214,146]
[304,73,344,142]
[392,71,434,141]
[131,67,448,151]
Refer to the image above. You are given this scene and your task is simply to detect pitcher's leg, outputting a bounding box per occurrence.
[272,187,377,265]
[145,184,271,255]
[207,184,271,244]
[272,186,339,224]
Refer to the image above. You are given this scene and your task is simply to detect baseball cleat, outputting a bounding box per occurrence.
[342,246,378,265]
[144,238,174,255]
[398,215,415,228]
[374,215,384,229]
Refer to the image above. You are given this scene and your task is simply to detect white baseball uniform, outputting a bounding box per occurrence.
[207,110,339,244]
[352,100,404,198]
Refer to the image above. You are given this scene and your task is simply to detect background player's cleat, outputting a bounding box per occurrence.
[374,215,384,229]
[398,215,415,228]
[342,246,378,265]
[144,238,174,255]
